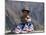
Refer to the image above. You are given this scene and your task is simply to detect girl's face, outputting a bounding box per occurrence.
[22,11,28,16]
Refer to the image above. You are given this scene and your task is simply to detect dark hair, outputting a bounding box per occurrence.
[22,9,30,13]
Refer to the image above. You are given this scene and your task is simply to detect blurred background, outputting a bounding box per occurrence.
[5,0,44,33]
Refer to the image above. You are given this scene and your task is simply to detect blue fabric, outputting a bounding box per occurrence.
[16,22,33,30]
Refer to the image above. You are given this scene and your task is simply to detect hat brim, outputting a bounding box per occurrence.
[22,9,30,13]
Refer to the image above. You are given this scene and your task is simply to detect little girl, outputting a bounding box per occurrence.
[13,8,34,33]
